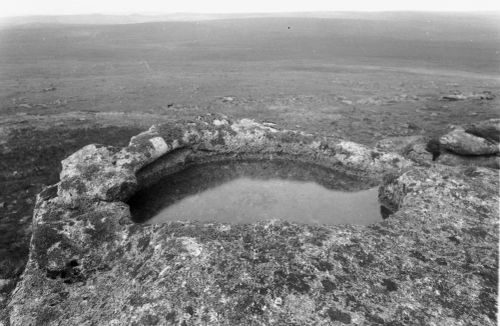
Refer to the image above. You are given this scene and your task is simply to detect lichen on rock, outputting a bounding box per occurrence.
[7,115,498,325]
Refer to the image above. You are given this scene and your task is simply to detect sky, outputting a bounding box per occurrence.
[2,0,500,17]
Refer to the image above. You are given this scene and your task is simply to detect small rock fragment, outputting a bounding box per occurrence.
[441,94,467,101]
[42,86,56,92]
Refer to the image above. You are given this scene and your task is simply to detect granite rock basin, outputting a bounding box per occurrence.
[128,160,382,225]
[7,115,498,326]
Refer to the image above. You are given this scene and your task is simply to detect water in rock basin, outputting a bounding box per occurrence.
[128,160,384,225]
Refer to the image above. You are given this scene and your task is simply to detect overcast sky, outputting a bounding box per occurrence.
[2,0,500,17]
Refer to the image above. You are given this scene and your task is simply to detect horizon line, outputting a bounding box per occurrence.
[2,10,500,19]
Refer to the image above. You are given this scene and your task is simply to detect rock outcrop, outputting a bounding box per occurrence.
[438,119,499,169]
[55,115,409,206]
[7,115,498,325]
[464,119,500,143]
[439,129,498,156]
[376,119,500,170]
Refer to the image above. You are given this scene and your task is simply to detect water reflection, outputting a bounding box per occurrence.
[128,160,382,225]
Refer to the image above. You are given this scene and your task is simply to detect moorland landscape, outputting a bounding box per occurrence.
[0,11,499,324]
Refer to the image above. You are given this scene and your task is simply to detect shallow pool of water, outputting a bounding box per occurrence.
[128,160,383,225]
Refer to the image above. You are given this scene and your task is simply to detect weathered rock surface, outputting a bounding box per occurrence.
[439,129,498,156]
[375,119,500,170]
[426,119,500,170]
[56,115,410,207]
[7,116,498,325]
[436,151,500,169]
[464,118,500,143]
[375,135,426,154]
[376,135,434,166]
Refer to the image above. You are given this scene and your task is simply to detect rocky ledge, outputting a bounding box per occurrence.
[7,115,498,325]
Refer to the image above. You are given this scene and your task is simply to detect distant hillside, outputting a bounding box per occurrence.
[0,13,499,74]
[1,13,358,27]
[0,14,197,26]
[1,11,499,27]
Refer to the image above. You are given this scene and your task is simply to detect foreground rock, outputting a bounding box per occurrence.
[7,116,498,325]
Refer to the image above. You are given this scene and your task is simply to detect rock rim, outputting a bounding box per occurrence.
[7,115,498,325]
